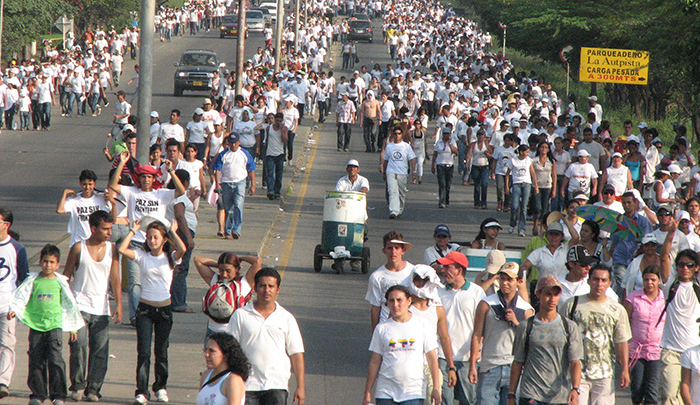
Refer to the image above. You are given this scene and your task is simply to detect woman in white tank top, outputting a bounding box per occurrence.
[598,153,632,199]
[197,332,248,405]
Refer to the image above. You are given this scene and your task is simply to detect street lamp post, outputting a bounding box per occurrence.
[136,0,156,164]
[235,0,247,94]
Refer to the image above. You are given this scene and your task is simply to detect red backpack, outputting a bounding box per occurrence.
[202,277,251,323]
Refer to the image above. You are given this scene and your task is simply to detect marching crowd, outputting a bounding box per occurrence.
[3,0,700,403]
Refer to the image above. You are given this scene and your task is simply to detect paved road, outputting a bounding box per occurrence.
[0,16,634,405]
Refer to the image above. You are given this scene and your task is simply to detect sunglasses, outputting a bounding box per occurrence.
[678,262,697,269]
[658,212,673,217]
[603,190,615,195]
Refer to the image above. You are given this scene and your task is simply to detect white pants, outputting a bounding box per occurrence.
[579,377,614,405]
[386,172,408,216]
[0,314,17,387]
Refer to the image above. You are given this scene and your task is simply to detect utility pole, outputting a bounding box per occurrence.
[293,0,299,51]
[0,0,6,67]
[136,0,155,164]
[273,0,284,71]
[235,0,247,95]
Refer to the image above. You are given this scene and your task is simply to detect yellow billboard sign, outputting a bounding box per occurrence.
[579,47,649,85]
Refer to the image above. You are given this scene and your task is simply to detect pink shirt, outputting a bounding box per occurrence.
[625,288,665,361]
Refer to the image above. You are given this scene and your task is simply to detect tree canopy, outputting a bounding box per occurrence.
[464,0,700,135]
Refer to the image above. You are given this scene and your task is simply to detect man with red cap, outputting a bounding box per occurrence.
[437,251,485,405]
[109,151,187,324]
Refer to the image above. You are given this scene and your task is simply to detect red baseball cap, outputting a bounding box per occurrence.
[437,251,469,268]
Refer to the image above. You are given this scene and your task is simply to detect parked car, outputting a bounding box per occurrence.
[246,10,265,32]
[173,50,225,97]
[258,1,278,16]
[347,19,373,42]
[219,14,249,38]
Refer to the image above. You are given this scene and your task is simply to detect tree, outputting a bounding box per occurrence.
[2,0,73,57]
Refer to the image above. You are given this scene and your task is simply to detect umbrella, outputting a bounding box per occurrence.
[576,205,642,241]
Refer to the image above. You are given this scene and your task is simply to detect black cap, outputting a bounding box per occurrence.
[567,245,597,266]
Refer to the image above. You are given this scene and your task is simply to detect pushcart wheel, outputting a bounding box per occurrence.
[313,244,323,273]
[361,247,370,274]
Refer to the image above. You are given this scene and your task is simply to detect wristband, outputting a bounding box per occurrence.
[129,227,137,234]
[448,366,456,372]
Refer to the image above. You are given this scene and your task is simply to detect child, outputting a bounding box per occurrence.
[8,244,84,405]
[18,89,32,131]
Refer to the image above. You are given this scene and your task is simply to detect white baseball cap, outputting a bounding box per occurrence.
[577,149,591,157]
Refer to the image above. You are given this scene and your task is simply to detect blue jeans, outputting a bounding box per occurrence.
[510,183,531,233]
[126,239,144,321]
[472,165,489,207]
[551,176,565,212]
[20,111,30,130]
[69,312,110,396]
[265,155,285,197]
[630,358,661,404]
[612,264,627,298]
[458,141,467,174]
[376,399,423,405]
[245,389,288,405]
[440,358,476,405]
[135,303,172,398]
[221,180,246,236]
[477,364,510,405]
[170,228,195,310]
[39,102,51,128]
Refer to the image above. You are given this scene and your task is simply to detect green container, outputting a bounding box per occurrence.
[320,191,367,256]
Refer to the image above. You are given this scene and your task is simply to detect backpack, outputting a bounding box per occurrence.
[202,277,251,323]
[523,314,573,364]
[656,278,700,327]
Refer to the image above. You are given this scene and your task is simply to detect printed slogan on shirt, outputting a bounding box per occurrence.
[579,47,649,85]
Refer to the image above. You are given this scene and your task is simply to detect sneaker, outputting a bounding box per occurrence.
[84,394,99,402]
[389,213,397,219]
[53,400,65,405]
[518,231,526,237]
[267,193,274,200]
[232,232,240,240]
[154,389,168,403]
[133,394,147,405]
[28,399,42,405]
[0,384,9,398]
[508,226,514,234]
[70,391,82,401]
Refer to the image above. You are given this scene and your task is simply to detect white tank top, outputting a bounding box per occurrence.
[653,179,674,208]
[472,141,489,166]
[70,241,114,316]
[606,165,628,196]
[208,133,224,157]
[196,370,245,405]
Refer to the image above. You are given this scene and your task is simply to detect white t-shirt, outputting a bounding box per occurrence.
[186,120,209,144]
[493,146,515,176]
[384,142,417,175]
[605,165,630,196]
[233,120,258,148]
[437,281,486,361]
[63,193,110,246]
[680,345,700,405]
[176,159,204,190]
[660,279,700,352]
[554,150,572,176]
[228,302,305,391]
[118,186,175,243]
[133,249,180,302]
[369,316,438,402]
[365,263,414,324]
[434,139,456,166]
[565,162,598,195]
[508,156,533,185]
[160,122,185,146]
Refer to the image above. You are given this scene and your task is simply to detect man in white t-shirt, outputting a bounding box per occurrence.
[562,150,598,198]
[383,128,417,219]
[365,231,414,329]
[658,227,700,404]
[109,151,186,324]
[56,170,111,247]
[228,268,305,405]
[576,128,606,173]
[437,251,486,405]
[159,109,185,151]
